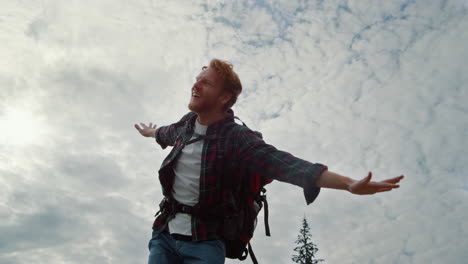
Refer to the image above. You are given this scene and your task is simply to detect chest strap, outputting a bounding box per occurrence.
[155,197,198,216]
[155,197,222,220]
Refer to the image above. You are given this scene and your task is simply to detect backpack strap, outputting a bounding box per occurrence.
[260,188,271,237]
[234,116,247,126]
[156,196,222,220]
[248,242,259,264]
[184,134,218,145]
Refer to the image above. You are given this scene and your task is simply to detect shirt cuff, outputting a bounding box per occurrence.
[303,164,328,205]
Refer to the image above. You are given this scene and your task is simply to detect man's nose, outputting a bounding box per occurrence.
[192,81,201,91]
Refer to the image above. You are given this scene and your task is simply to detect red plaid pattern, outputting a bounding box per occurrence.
[152,110,328,241]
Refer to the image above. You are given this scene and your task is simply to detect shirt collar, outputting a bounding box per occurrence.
[186,109,235,136]
[206,109,235,132]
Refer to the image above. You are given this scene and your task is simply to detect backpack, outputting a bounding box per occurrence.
[220,117,272,264]
[222,187,270,263]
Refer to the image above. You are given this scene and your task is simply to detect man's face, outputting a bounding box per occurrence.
[188,66,229,114]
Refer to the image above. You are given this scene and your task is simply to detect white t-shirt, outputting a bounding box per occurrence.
[168,119,207,235]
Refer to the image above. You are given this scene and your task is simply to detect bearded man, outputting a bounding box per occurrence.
[135,59,404,264]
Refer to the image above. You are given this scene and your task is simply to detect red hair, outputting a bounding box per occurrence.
[203,59,242,110]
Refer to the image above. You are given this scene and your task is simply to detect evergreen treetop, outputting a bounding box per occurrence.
[292,216,324,264]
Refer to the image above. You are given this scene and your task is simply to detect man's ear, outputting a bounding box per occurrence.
[219,91,232,106]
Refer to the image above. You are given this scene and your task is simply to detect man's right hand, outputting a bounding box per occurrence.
[135,122,157,138]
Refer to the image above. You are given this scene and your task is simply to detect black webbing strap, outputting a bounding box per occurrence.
[248,242,259,264]
[185,134,218,145]
[234,116,246,126]
[261,188,271,237]
[173,202,198,215]
[239,249,248,261]
[157,197,223,220]
[156,197,201,217]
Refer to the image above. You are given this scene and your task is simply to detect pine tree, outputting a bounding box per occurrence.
[292,216,324,264]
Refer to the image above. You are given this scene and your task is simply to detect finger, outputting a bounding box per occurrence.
[363,171,372,183]
[364,182,398,191]
[140,122,147,128]
[369,182,400,188]
[153,124,157,129]
[381,175,405,184]
[134,124,142,131]
[381,178,400,184]
[149,122,153,127]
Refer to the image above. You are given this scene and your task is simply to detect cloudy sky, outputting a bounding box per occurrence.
[1,0,467,263]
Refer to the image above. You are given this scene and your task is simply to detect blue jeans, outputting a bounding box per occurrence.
[147,230,225,264]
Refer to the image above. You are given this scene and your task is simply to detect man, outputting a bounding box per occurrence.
[135,59,404,264]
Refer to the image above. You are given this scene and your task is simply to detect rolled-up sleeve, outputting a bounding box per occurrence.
[236,128,328,204]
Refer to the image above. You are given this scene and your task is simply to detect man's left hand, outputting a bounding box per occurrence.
[348,172,404,195]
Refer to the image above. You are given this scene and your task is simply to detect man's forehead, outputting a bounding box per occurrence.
[196,66,215,79]
[196,69,207,78]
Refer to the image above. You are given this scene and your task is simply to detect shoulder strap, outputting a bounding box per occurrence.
[234,116,247,126]
[260,188,271,236]
[184,134,218,145]
[248,243,259,264]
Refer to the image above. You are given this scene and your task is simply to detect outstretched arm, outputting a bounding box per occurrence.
[134,112,196,149]
[235,127,328,204]
[315,171,404,195]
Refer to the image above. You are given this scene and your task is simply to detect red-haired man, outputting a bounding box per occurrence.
[135,59,404,264]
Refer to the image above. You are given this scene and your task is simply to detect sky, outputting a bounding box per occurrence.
[1,0,467,263]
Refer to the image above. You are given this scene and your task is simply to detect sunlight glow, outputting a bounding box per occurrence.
[0,106,46,146]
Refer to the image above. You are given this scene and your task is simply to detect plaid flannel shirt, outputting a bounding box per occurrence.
[152,109,328,241]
